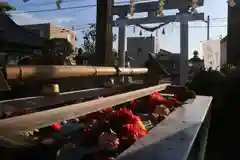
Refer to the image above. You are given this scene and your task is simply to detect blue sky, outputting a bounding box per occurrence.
[7,0,227,58]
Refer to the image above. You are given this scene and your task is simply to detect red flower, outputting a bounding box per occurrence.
[103,107,113,112]
[51,123,61,131]
[147,92,169,112]
[129,100,137,110]
[167,97,181,106]
[149,92,169,105]
[120,123,147,140]
[24,108,34,114]
[98,132,120,150]
[114,108,139,124]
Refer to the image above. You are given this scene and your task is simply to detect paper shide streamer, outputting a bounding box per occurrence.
[159,0,165,17]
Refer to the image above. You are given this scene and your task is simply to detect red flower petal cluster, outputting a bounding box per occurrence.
[148,92,181,112]
[111,108,147,140]
[51,123,61,131]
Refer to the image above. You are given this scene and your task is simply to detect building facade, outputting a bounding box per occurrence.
[157,49,180,84]
[23,23,76,51]
[127,36,158,67]
[157,49,180,73]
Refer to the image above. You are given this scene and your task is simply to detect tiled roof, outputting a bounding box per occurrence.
[189,56,203,62]
[0,14,48,48]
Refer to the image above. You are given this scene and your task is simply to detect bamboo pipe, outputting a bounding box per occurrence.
[5,65,148,81]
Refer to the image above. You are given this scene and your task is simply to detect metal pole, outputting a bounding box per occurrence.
[207,15,210,40]
[180,13,189,85]
[118,19,126,82]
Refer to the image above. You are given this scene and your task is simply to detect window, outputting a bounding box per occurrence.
[83,60,88,65]
[173,64,176,69]
[31,29,41,36]
[137,48,142,57]
[40,30,44,37]
[67,34,72,42]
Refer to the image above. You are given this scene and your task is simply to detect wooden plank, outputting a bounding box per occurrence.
[113,0,204,15]
[113,13,204,26]
[0,83,169,146]
[0,85,132,112]
[117,96,212,160]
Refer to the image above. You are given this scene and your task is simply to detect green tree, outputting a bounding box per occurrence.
[0,2,16,15]
[81,24,117,53]
[78,47,83,55]
[82,24,96,53]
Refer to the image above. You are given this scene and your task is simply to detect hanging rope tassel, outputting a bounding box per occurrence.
[130,0,135,17]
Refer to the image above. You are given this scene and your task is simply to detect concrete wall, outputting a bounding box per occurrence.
[127,36,156,67]
[49,23,76,50]
[220,38,227,66]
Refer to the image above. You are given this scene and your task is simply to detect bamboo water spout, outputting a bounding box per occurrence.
[5,65,148,81]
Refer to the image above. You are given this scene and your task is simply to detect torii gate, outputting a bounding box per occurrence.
[114,0,205,85]
[95,0,205,85]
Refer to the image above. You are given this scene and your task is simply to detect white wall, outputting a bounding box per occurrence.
[127,36,156,67]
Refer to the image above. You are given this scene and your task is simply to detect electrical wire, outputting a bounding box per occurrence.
[7,0,153,14]
[8,1,228,33]
[9,4,96,14]
[21,0,88,7]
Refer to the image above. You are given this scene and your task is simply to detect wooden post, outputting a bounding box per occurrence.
[227,0,240,65]
[96,0,113,66]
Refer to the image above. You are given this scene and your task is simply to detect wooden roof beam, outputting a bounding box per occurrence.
[113,0,204,16]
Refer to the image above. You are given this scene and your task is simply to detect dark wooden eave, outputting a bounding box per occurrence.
[0,14,48,49]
